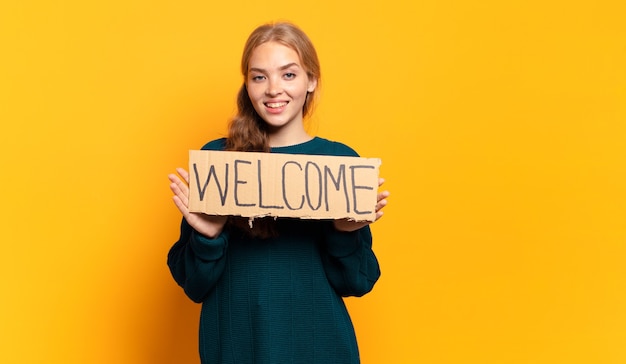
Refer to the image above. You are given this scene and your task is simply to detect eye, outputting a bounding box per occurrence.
[251,75,266,82]
[284,72,296,80]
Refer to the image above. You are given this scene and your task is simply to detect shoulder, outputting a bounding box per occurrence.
[311,137,360,157]
[200,138,227,151]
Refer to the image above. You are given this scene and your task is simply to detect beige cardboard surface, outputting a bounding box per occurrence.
[188,150,381,221]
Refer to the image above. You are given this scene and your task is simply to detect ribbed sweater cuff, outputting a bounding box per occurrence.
[189,230,229,261]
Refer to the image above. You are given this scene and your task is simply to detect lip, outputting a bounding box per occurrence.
[264,100,288,114]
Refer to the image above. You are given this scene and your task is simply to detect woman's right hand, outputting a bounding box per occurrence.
[168,167,228,239]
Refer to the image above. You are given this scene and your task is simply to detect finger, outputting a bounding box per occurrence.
[177,167,190,184]
[375,198,388,212]
[169,172,189,197]
[167,173,180,185]
[378,177,385,188]
[172,195,190,220]
[169,181,189,209]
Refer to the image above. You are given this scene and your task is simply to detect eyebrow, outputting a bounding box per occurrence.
[248,62,301,73]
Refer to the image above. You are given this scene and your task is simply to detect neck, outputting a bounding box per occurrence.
[267,123,312,148]
[269,132,313,148]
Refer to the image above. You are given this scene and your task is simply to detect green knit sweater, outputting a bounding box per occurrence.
[168,137,381,364]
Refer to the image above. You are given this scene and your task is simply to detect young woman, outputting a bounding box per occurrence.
[167,21,389,364]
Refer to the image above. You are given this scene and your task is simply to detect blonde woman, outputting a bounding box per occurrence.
[167,21,389,364]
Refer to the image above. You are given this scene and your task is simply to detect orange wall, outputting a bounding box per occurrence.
[1,1,625,363]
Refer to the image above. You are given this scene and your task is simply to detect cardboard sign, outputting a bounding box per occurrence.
[188,150,381,221]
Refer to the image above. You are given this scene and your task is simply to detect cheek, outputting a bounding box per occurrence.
[246,85,259,102]
[286,83,309,99]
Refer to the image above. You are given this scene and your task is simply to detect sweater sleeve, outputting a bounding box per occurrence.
[321,223,381,297]
[167,218,229,303]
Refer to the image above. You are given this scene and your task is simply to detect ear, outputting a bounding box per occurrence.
[307,78,317,93]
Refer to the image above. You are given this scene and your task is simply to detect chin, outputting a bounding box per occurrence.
[263,116,292,128]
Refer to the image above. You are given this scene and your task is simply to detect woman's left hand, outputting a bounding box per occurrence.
[333,178,390,232]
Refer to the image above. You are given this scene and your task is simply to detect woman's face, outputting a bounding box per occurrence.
[246,41,317,133]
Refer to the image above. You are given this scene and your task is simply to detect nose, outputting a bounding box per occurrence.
[265,78,283,97]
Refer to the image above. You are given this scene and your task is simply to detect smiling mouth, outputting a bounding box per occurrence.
[265,102,288,109]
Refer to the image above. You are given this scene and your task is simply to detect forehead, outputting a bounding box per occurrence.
[248,41,302,70]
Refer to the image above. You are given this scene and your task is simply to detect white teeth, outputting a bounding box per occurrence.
[266,102,287,108]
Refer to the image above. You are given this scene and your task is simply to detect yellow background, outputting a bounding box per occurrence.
[1,0,625,363]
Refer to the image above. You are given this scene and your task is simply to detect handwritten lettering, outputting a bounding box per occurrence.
[188,150,381,221]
